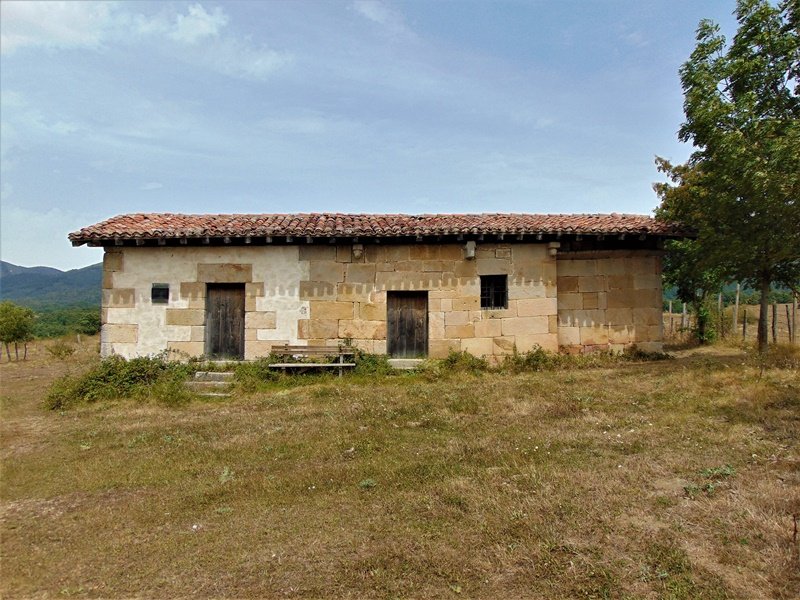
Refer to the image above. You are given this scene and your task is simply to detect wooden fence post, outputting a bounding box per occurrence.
[772,303,778,345]
[793,295,797,345]
[733,284,740,335]
[787,304,793,344]
[742,306,747,340]
[682,303,688,332]
[718,293,724,338]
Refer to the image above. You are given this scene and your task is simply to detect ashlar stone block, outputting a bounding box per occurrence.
[166,309,205,326]
[309,301,354,320]
[197,263,253,283]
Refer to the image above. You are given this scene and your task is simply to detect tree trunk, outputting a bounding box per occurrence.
[14,342,19,361]
[4,343,9,362]
[758,276,770,353]
[23,342,28,361]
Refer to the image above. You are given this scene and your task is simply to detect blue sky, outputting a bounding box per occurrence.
[0,0,738,270]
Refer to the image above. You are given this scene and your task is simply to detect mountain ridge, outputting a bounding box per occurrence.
[0,260,102,309]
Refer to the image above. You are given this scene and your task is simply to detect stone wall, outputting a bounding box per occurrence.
[556,250,663,353]
[296,242,558,358]
[100,243,662,360]
[101,246,308,359]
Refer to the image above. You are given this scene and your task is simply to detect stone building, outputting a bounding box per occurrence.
[68,213,687,360]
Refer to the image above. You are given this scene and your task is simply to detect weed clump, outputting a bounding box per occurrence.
[353,351,393,375]
[45,354,194,410]
[234,357,281,392]
[45,339,76,360]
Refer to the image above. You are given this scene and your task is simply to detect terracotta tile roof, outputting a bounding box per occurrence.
[69,212,690,244]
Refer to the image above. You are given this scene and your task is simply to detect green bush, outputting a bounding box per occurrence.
[440,350,490,373]
[501,345,554,372]
[45,354,195,410]
[353,351,393,375]
[234,357,281,392]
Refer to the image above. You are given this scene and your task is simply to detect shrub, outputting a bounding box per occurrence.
[353,351,393,375]
[234,357,280,392]
[440,350,490,373]
[501,345,554,372]
[45,339,76,360]
[45,354,195,410]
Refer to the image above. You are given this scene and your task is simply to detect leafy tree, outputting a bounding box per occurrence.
[659,0,800,352]
[0,301,36,361]
[655,159,725,343]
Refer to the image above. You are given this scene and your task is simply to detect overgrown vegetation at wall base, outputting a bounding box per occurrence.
[45,355,195,410]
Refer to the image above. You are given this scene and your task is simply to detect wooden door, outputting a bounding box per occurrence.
[387,292,428,358]
[205,284,245,360]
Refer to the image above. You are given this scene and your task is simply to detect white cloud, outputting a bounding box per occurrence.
[170,3,228,44]
[140,182,163,191]
[201,37,291,81]
[0,0,115,54]
[351,0,406,34]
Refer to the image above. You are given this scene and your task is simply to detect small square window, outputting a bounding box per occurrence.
[480,275,507,309]
[151,283,170,304]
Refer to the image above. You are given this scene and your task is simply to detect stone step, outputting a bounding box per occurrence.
[387,358,425,370]
[193,371,235,382]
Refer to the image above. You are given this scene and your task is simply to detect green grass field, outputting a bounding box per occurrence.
[1,340,798,598]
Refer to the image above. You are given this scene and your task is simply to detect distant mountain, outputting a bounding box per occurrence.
[0,261,102,309]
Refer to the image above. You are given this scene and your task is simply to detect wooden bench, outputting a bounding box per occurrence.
[268,345,356,376]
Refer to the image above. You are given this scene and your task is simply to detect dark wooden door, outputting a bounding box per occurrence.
[387,292,428,358]
[205,284,245,360]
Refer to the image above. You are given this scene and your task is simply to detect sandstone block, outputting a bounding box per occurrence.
[557,293,582,311]
[558,326,581,346]
[516,333,558,353]
[345,263,376,284]
[181,282,205,300]
[501,316,549,336]
[245,340,276,360]
[197,263,252,283]
[609,326,632,344]
[512,245,547,262]
[429,339,460,358]
[410,245,437,260]
[633,307,662,327]
[508,281,546,300]
[337,282,370,301]
[557,276,579,293]
[580,326,609,345]
[384,245,410,261]
[423,260,451,272]
[336,245,353,263]
[492,336,516,354]
[246,311,277,329]
[549,314,558,333]
[516,297,557,317]
[634,273,660,290]
[358,302,386,321]
[309,301,354,320]
[578,275,607,293]
[462,337,494,357]
[474,318,502,337]
[605,308,633,327]
[339,320,386,340]
[439,245,464,261]
[167,341,204,358]
[102,271,114,289]
[452,297,480,311]
[246,282,265,297]
[103,250,124,272]
[309,261,345,283]
[376,263,395,272]
[103,288,135,308]
[299,245,337,262]
[598,258,627,276]
[558,259,595,277]
[606,290,635,309]
[190,326,205,342]
[373,340,387,355]
[445,311,470,326]
[166,309,205,326]
[476,259,510,275]
[607,275,633,290]
[105,323,138,344]
[298,319,339,340]
[495,248,511,259]
[454,261,477,278]
[429,312,445,338]
[445,323,474,339]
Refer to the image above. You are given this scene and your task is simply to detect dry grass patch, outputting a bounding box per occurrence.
[1,340,798,598]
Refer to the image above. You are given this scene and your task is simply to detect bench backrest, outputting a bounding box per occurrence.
[271,344,355,357]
